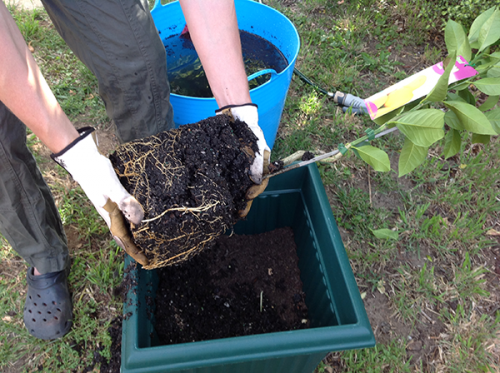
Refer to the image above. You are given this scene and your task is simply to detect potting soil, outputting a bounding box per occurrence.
[155,227,310,344]
[109,114,258,269]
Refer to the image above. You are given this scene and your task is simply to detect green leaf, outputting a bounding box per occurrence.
[370,228,398,240]
[488,51,500,61]
[444,110,464,130]
[484,108,500,134]
[446,92,466,103]
[450,81,471,91]
[487,64,500,78]
[373,107,404,126]
[443,101,497,135]
[475,78,500,95]
[468,7,495,49]
[443,129,461,159]
[479,95,499,111]
[351,145,391,172]
[445,21,471,61]
[478,8,500,52]
[391,109,445,147]
[398,137,428,177]
[457,88,476,105]
[471,134,490,144]
[425,51,457,103]
[401,98,423,113]
[475,59,498,72]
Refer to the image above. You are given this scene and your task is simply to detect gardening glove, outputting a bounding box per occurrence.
[216,103,270,184]
[51,127,149,266]
[238,152,270,218]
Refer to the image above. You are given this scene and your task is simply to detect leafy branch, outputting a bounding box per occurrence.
[324,6,500,177]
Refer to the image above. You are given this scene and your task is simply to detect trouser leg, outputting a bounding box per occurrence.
[0,102,69,275]
[40,0,175,143]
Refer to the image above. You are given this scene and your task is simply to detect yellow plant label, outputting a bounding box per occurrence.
[364,56,478,120]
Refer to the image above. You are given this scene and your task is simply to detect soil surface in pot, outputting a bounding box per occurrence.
[155,227,310,344]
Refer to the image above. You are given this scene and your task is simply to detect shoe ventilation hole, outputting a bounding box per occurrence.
[37,311,41,315]
[57,308,61,312]
[32,318,36,322]
[34,303,37,306]
[52,301,57,305]
[37,294,41,298]
[43,319,47,322]
[42,303,47,307]
[47,311,51,314]
[56,331,60,335]
[54,316,58,320]
[28,310,32,314]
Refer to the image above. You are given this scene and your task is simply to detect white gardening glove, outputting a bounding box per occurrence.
[51,127,148,265]
[216,103,270,184]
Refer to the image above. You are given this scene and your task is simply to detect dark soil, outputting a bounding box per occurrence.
[80,316,122,373]
[109,114,258,269]
[155,227,310,344]
[268,159,285,173]
[301,151,315,161]
[83,264,138,373]
[97,227,309,372]
[98,316,122,373]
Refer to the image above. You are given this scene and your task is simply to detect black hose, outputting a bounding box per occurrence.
[293,67,335,97]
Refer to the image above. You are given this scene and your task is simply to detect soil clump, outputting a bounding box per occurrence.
[109,115,257,269]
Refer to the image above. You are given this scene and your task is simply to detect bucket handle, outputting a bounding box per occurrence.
[247,69,278,84]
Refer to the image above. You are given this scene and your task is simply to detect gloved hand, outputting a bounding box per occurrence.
[216,104,270,217]
[216,104,270,184]
[51,127,149,266]
[238,153,270,218]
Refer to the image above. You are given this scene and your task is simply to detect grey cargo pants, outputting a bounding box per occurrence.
[0,0,174,274]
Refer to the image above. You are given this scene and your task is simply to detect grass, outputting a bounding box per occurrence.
[0,176,123,371]
[1,1,499,372]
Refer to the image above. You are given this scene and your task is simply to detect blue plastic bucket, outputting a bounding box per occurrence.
[151,0,300,149]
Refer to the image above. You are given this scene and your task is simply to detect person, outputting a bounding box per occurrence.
[0,0,269,341]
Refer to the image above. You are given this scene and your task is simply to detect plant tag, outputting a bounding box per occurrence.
[364,56,478,120]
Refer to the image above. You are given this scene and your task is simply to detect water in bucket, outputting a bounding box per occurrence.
[151,0,300,148]
[164,30,288,98]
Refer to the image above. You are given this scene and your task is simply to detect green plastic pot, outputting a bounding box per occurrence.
[121,163,375,373]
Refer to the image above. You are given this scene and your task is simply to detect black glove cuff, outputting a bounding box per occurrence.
[50,126,95,160]
[215,103,258,114]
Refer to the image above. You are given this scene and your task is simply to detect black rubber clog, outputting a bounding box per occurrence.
[23,268,73,340]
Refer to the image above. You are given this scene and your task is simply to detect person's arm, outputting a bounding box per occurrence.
[0,1,78,152]
[179,0,250,107]
[179,0,270,185]
[0,3,148,265]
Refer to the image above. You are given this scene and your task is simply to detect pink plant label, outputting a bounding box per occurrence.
[364,56,478,120]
